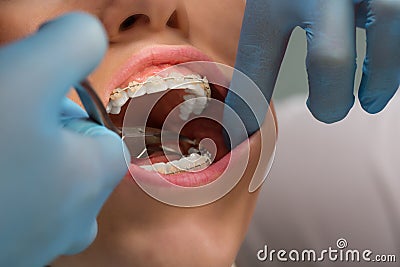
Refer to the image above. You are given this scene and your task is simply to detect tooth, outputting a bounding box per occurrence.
[179,94,201,121]
[188,153,202,163]
[201,150,212,162]
[166,72,185,88]
[110,90,129,107]
[171,153,211,172]
[129,81,140,87]
[144,76,169,94]
[126,87,137,98]
[186,98,197,108]
[188,147,200,154]
[191,96,208,115]
[106,102,113,113]
[179,108,190,121]
[134,85,146,98]
[183,95,207,116]
[108,73,211,118]
[185,83,200,91]
[127,85,145,98]
[170,158,191,171]
[185,89,201,98]
[183,158,197,170]
[170,72,185,81]
[180,100,194,113]
[195,96,208,106]
[193,84,208,96]
[185,74,201,81]
[164,162,180,174]
[152,162,166,174]
[139,165,154,172]
[192,107,205,115]
[126,83,146,98]
[126,81,140,97]
[139,150,212,175]
[183,94,195,101]
[110,106,121,115]
[179,100,196,121]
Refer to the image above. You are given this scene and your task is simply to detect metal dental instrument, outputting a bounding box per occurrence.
[74,80,199,159]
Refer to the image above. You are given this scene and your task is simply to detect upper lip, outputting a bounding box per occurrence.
[104,45,216,102]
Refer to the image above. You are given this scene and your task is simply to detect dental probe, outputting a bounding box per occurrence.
[74,80,122,135]
[74,80,199,159]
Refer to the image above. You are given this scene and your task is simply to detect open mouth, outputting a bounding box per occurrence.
[106,46,246,187]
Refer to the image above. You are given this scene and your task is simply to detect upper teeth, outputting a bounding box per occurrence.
[107,72,211,120]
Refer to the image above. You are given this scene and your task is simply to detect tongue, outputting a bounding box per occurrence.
[147,89,229,162]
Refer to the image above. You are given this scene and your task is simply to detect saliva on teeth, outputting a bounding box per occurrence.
[106,72,212,121]
[139,149,213,175]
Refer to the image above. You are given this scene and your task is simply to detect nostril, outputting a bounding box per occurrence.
[119,14,150,32]
[166,10,180,29]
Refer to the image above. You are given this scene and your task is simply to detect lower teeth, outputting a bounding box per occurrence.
[139,150,212,175]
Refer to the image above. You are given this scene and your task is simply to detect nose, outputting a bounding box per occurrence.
[103,0,187,42]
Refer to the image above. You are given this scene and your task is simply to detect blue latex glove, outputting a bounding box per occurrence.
[224,0,400,148]
[0,13,129,266]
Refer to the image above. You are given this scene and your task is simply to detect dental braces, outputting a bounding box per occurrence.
[110,75,211,98]
[107,73,212,120]
[140,148,213,175]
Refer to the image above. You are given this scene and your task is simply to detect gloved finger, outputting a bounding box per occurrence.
[60,97,89,121]
[65,220,98,255]
[62,115,116,137]
[64,127,129,189]
[59,97,130,161]
[61,101,130,164]
[0,12,107,127]
[225,0,292,137]
[358,0,400,113]
[355,0,369,28]
[304,0,356,123]
[60,118,129,254]
[223,69,269,148]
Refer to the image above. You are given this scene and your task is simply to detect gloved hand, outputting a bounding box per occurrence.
[0,13,129,267]
[224,0,400,147]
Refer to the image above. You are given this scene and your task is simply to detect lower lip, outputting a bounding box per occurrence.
[127,132,256,187]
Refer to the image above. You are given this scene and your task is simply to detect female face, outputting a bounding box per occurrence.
[0,1,274,266]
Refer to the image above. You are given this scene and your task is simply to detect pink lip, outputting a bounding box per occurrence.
[104,45,215,100]
[107,44,249,187]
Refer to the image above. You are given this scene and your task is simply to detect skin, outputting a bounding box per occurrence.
[0,1,275,266]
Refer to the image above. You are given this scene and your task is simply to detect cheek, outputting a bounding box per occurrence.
[185,0,245,65]
[0,3,56,44]
[86,46,132,102]
[0,2,100,45]
[67,90,84,108]
[0,16,36,45]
